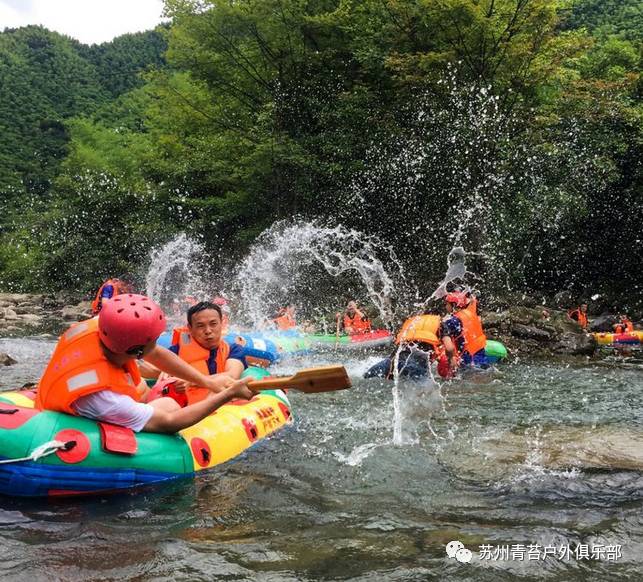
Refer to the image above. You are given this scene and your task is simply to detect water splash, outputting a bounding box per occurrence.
[234,220,405,327]
[430,246,467,300]
[144,234,209,310]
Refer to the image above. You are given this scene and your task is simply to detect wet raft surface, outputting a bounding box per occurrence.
[1,338,642,580]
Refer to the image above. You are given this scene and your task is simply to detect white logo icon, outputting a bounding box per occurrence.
[446,540,473,563]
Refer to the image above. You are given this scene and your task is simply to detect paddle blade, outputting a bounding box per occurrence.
[248,365,351,394]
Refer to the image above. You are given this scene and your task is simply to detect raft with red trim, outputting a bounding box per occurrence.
[593,330,642,348]
[0,367,291,497]
[306,329,393,351]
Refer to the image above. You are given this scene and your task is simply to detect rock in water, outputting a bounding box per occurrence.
[0,352,17,366]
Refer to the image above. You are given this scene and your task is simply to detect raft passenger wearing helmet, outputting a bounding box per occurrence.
[439,291,488,375]
[36,295,253,434]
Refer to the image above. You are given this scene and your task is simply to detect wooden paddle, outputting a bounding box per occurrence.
[248,365,351,394]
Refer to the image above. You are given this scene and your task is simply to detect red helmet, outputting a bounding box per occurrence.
[445,291,468,308]
[213,296,228,306]
[98,294,166,354]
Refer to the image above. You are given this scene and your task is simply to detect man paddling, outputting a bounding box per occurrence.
[145,301,248,405]
[37,295,252,434]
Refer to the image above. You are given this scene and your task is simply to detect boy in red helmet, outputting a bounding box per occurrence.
[36,294,253,434]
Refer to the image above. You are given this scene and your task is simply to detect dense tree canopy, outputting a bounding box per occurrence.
[0,1,640,311]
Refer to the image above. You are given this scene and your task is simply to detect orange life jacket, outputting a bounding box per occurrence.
[273,312,296,330]
[395,315,441,347]
[171,326,231,404]
[567,308,588,329]
[91,279,123,314]
[614,319,633,334]
[454,299,487,356]
[36,318,142,415]
[343,309,371,334]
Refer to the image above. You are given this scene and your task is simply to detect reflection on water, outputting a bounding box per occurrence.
[1,338,642,580]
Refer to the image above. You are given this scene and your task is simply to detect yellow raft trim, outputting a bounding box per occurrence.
[180,390,291,471]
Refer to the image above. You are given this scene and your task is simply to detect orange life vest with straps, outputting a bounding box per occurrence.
[343,309,371,334]
[454,299,487,356]
[36,318,142,414]
[614,319,633,334]
[567,308,588,329]
[91,279,124,314]
[395,315,441,348]
[171,326,231,404]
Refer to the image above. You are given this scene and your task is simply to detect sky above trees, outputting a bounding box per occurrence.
[0,0,165,44]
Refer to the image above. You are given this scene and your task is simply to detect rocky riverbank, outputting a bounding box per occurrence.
[0,292,630,366]
[482,305,596,357]
[0,293,91,337]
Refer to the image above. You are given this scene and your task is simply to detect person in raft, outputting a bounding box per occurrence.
[141,301,247,406]
[613,314,634,334]
[438,291,489,374]
[36,294,253,433]
[337,300,372,335]
[91,277,131,315]
[363,307,443,380]
[272,304,297,330]
[567,303,589,330]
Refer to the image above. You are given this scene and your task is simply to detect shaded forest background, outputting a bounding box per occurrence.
[0,0,641,311]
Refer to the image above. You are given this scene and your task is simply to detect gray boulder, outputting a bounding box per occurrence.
[511,323,551,341]
[553,332,596,355]
[0,352,17,366]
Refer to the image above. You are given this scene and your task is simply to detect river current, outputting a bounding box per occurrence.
[0,336,641,581]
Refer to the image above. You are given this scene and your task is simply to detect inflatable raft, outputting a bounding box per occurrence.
[227,330,311,366]
[0,367,292,497]
[306,329,393,351]
[157,330,311,368]
[364,339,508,380]
[593,330,642,348]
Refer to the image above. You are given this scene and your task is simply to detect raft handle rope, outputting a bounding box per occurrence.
[0,439,76,464]
[0,409,19,415]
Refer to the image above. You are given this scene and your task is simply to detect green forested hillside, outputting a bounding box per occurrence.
[0,26,166,195]
[0,2,640,308]
[0,26,105,194]
[80,28,168,98]
[567,0,643,40]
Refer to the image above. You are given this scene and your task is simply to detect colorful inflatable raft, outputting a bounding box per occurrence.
[306,329,393,351]
[156,330,311,368]
[364,339,508,380]
[593,330,642,348]
[227,330,311,366]
[0,367,292,497]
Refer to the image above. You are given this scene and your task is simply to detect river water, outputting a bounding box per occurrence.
[0,337,642,581]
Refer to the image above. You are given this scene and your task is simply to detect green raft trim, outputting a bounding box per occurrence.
[485,339,508,359]
[0,366,290,475]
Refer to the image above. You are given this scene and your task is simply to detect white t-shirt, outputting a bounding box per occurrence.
[72,390,154,432]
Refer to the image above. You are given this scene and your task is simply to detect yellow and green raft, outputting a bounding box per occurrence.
[0,367,291,497]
